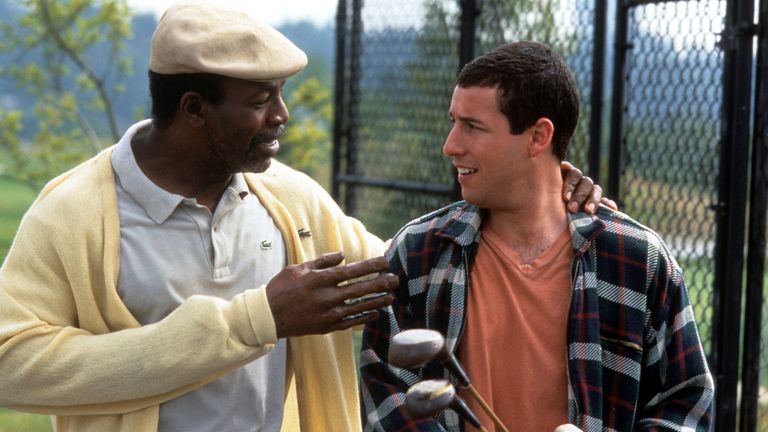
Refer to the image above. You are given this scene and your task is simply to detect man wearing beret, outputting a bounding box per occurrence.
[0,3,605,431]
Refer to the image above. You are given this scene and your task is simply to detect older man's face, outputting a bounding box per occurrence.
[204,77,289,174]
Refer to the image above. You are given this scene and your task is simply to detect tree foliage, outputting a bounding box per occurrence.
[278,76,333,188]
[0,0,133,190]
[0,1,336,192]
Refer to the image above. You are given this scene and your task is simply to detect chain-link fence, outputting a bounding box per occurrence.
[334,0,767,429]
[333,0,458,238]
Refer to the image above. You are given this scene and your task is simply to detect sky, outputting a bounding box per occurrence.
[125,0,338,27]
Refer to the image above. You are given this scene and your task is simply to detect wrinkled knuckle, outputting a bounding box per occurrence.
[327,306,345,322]
[314,271,336,287]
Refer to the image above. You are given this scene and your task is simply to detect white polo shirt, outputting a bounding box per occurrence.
[111,120,287,431]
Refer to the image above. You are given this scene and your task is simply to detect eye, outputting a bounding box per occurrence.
[250,90,273,107]
[252,97,270,107]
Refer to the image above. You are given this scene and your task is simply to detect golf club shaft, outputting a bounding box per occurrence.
[465,384,510,432]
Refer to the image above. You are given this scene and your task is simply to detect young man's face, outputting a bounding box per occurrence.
[443,85,533,211]
[204,78,289,174]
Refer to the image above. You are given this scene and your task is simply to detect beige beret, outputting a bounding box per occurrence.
[150,2,308,81]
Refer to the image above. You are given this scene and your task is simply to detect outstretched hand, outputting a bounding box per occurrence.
[560,161,618,214]
[265,252,398,338]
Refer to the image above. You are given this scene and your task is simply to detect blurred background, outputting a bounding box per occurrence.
[0,0,767,431]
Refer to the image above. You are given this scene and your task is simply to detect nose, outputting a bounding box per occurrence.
[443,125,463,157]
[269,96,289,126]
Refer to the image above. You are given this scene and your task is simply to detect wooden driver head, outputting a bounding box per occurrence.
[389,329,445,368]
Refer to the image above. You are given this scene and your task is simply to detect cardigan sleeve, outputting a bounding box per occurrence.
[0,167,280,416]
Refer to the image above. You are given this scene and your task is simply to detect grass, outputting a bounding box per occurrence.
[0,409,51,432]
[0,178,36,260]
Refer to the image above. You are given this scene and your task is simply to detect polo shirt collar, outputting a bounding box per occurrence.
[111,119,250,224]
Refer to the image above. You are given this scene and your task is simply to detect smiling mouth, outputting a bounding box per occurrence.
[457,167,477,175]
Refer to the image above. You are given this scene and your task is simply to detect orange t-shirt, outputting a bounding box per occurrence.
[458,225,573,431]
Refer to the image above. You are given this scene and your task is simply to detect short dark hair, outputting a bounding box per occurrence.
[456,41,579,161]
[148,71,227,128]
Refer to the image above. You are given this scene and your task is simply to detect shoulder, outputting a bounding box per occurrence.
[591,206,682,280]
[28,148,115,222]
[392,201,465,238]
[388,201,479,254]
[12,149,116,257]
[245,159,328,202]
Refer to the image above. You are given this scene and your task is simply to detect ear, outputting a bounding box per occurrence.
[178,92,206,127]
[528,117,554,158]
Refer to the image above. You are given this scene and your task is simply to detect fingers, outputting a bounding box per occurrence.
[302,251,345,270]
[305,275,397,334]
[336,310,381,330]
[335,273,399,305]
[561,163,602,214]
[301,254,390,289]
[576,183,601,214]
[601,197,619,211]
[325,256,390,282]
[559,160,574,173]
[560,161,583,204]
[267,254,398,338]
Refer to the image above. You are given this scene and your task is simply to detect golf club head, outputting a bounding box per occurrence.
[405,379,482,429]
[390,329,472,386]
[554,425,583,432]
[389,329,444,368]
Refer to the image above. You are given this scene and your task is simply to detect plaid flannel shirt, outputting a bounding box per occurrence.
[360,202,714,431]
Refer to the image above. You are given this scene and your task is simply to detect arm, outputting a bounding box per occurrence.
[0,170,395,416]
[0,207,278,414]
[359,235,447,432]
[635,244,714,430]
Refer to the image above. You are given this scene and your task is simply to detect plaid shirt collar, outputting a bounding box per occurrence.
[433,202,606,255]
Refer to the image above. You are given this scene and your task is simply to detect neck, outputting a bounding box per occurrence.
[484,166,568,263]
[131,124,232,212]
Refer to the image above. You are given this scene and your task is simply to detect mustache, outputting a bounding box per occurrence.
[255,125,286,144]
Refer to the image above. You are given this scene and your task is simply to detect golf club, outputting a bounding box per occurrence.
[554,424,583,432]
[406,379,487,432]
[389,329,510,432]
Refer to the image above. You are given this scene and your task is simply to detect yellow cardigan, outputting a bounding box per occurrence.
[0,148,384,431]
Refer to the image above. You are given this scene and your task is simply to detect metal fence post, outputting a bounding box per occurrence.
[713,0,756,428]
[588,0,607,182]
[344,0,364,214]
[739,0,768,429]
[332,0,348,201]
[607,0,629,202]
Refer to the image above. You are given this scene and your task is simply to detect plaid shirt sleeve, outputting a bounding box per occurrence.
[359,231,447,432]
[635,235,714,430]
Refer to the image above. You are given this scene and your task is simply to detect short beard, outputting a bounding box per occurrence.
[210,126,285,174]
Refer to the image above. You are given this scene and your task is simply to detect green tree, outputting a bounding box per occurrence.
[0,0,133,190]
[279,76,333,187]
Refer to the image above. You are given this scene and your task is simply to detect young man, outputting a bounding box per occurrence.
[361,41,714,431]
